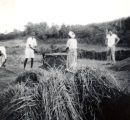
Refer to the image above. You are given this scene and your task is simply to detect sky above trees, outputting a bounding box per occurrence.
[0,0,130,33]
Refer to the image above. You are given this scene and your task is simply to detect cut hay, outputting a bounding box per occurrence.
[0,84,42,120]
[0,67,126,120]
[74,67,122,120]
[14,70,41,87]
[109,57,130,71]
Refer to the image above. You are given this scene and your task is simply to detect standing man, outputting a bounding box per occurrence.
[66,31,77,72]
[106,30,120,63]
[24,32,37,69]
[0,46,7,67]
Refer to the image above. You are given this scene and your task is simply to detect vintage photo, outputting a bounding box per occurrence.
[0,0,130,120]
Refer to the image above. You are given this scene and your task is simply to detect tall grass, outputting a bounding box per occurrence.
[0,67,123,120]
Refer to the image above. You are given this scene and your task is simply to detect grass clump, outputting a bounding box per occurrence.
[74,67,122,120]
[0,67,124,120]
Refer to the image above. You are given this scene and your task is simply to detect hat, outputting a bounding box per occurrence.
[68,31,75,38]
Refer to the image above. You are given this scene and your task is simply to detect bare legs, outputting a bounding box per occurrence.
[24,58,28,69]
[31,58,34,68]
[111,47,116,63]
[107,47,116,64]
[24,58,34,69]
[1,59,7,67]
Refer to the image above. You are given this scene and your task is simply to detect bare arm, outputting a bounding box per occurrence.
[66,39,70,52]
[29,44,36,50]
[65,47,69,52]
[115,36,120,45]
[29,44,32,48]
[105,36,108,46]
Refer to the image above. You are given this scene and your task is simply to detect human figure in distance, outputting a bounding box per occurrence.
[24,32,37,69]
[106,30,120,64]
[0,46,7,67]
[66,31,77,72]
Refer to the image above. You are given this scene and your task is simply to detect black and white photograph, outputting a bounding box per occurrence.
[0,0,130,120]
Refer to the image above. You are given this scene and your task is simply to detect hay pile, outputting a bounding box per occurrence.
[0,67,126,120]
[109,57,130,71]
[74,67,122,120]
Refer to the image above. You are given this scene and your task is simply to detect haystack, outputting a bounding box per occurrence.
[0,67,129,120]
[73,67,122,120]
[109,57,130,71]
[14,70,41,87]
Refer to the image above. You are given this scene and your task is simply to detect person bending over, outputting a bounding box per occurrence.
[0,46,7,67]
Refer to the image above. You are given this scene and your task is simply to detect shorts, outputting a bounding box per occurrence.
[25,48,35,58]
[107,46,115,55]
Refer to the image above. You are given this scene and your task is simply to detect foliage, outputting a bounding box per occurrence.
[0,29,25,40]
[20,16,130,46]
[0,17,130,46]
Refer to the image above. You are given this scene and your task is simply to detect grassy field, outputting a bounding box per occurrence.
[0,39,130,120]
[0,38,129,91]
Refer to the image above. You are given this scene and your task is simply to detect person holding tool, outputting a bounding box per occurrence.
[24,32,37,69]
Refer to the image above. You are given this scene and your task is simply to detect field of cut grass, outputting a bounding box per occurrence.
[0,38,129,91]
[0,39,130,120]
[0,66,126,120]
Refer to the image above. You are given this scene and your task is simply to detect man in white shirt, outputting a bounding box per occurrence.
[66,31,77,72]
[0,46,7,67]
[106,31,120,63]
[24,32,37,69]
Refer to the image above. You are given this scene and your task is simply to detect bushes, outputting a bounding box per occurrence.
[23,17,130,46]
[0,30,25,40]
[0,17,130,46]
[0,67,125,120]
[39,44,66,54]
[39,44,130,61]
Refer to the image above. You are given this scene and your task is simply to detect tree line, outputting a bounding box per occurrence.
[0,17,130,46]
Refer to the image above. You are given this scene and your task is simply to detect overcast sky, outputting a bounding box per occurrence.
[0,0,130,33]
